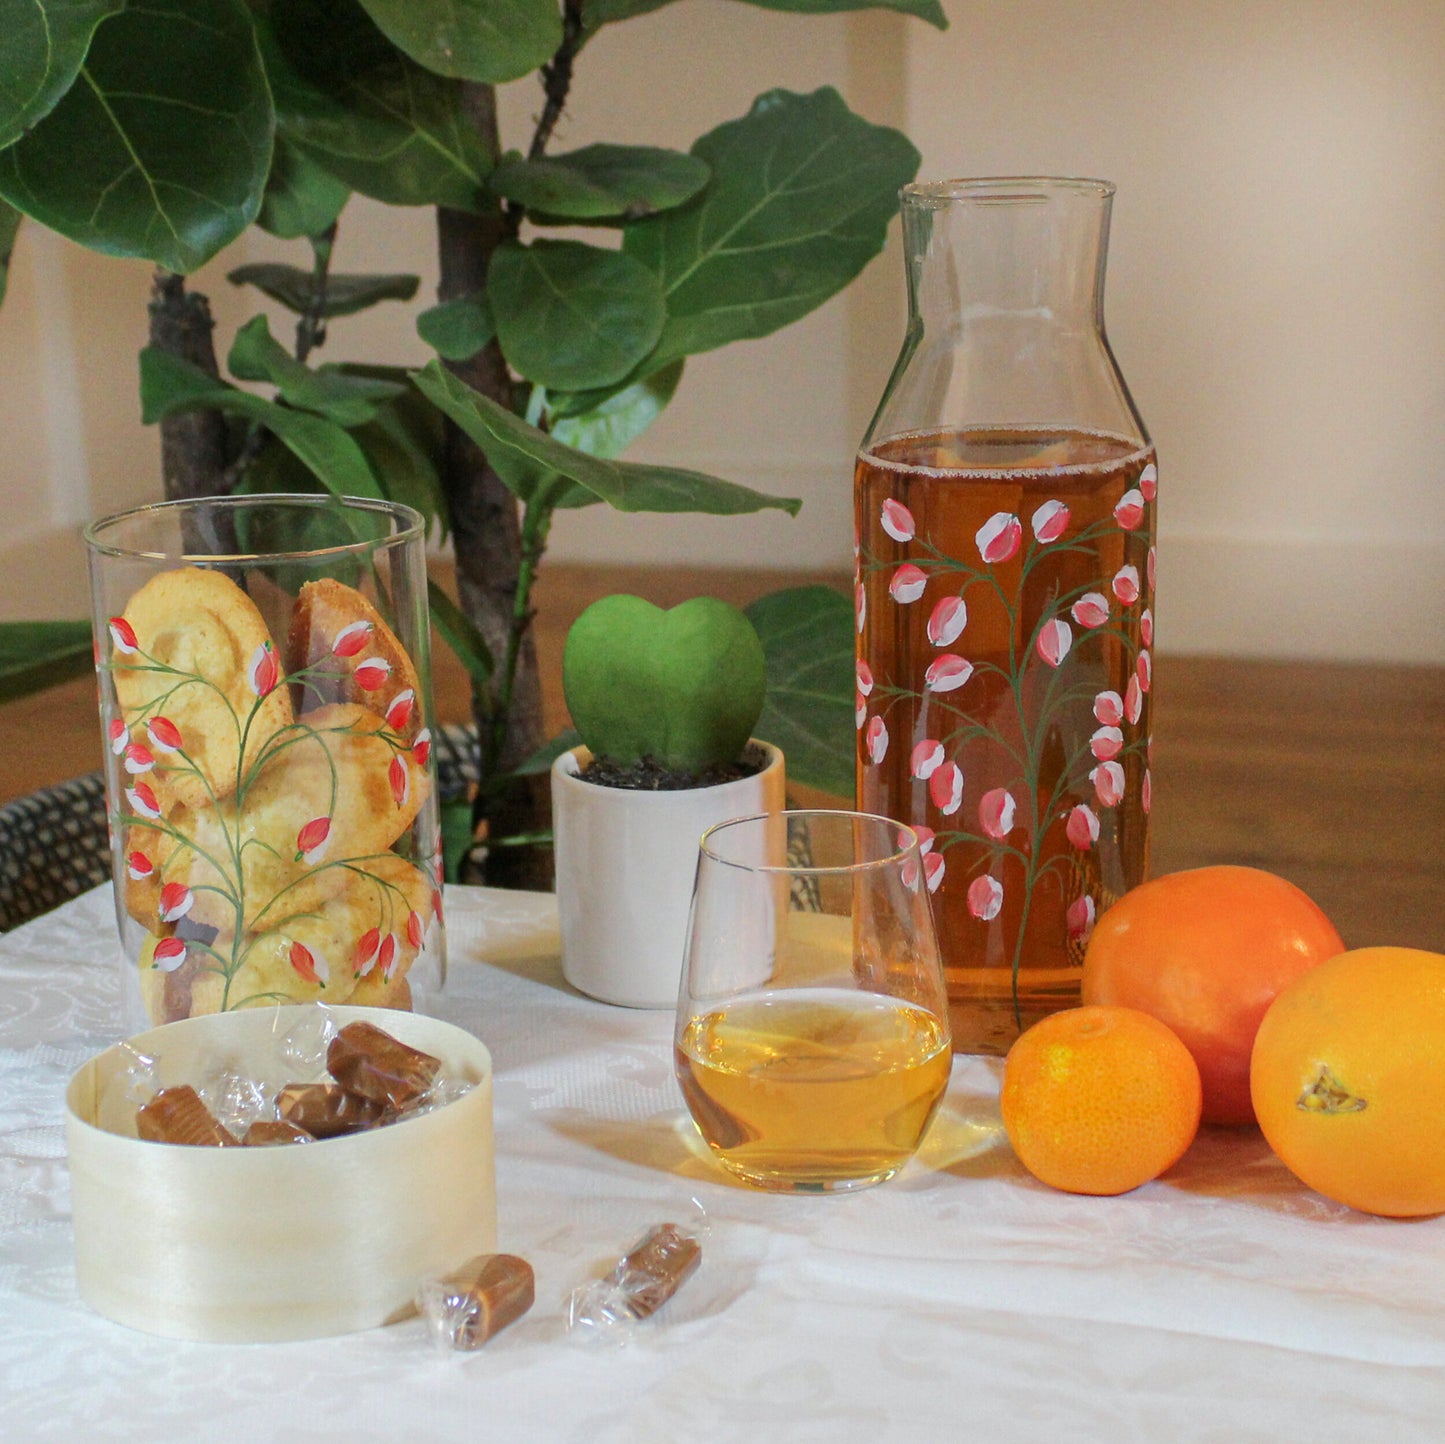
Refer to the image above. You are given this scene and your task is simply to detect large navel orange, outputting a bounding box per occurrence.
[1250,946,1445,1217]
[1081,866,1345,1125]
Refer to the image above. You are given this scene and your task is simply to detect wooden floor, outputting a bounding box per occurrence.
[3,562,1441,952]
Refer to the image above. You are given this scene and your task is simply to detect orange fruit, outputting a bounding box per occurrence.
[1250,946,1445,1217]
[1081,866,1344,1125]
[1000,1005,1202,1196]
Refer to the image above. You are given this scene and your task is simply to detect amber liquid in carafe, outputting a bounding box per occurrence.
[855,426,1156,1055]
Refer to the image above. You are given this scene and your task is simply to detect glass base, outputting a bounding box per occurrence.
[709,1151,907,1194]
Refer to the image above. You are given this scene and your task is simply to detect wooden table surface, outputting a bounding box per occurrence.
[3,563,1440,952]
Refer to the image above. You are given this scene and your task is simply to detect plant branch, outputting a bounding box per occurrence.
[295,222,337,363]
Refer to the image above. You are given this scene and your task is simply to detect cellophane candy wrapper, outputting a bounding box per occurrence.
[565,1208,708,1344]
[417,1254,536,1352]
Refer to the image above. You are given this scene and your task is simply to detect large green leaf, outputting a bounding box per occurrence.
[623,87,919,369]
[0,0,123,150]
[140,346,383,500]
[746,585,853,797]
[427,580,493,684]
[490,240,666,392]
[261,0,489,211]
[355,0,560,83]
[416,296,495,361]
[227,261,419,318]
[582,0,946,33]
[414,359,801,517]
[0,0,272,273]
[227,315,405,426]
[488,144,709,222]
[0,619,93,703]
[256,135,350,239]
[548,361,682,458]
[0,201,19,306]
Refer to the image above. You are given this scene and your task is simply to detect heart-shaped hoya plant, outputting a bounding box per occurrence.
[562,595,767,775]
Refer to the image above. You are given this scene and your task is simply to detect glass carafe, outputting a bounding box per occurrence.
[855,178,1156,1055]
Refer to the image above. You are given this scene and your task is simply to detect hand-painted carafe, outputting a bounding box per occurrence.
[855,178,1156,1055]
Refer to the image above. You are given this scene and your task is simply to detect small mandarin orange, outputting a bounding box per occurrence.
[1001,1005,1202,1196]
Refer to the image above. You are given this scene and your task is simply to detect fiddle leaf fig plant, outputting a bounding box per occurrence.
[0,0,946,883]
[563,596,767,781]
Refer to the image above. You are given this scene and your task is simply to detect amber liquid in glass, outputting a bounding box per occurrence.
[675,988,951,1191]
[855,426,1156,1055]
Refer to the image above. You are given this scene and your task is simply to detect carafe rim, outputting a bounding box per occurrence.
[902,176,1115,207]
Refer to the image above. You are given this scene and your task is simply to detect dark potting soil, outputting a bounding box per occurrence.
[578,752,764,792]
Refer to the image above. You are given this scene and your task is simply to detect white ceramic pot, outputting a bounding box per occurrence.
[551,740,785,1008]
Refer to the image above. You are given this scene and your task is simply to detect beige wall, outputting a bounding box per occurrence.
[1,1,1441,661]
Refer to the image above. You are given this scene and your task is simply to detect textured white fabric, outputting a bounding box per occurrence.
[1,885,1442,1442]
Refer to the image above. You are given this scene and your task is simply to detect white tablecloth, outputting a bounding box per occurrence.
[1,885,1442,1442]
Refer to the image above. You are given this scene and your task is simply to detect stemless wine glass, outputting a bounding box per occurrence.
[674,810,951,1193]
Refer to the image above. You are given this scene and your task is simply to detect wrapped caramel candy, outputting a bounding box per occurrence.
[327,1021,441,1111]
[566,1221,703,1339]
[243,1119,314,1146]
[277,1082,390,1139]
[137,1086,237,1147]
[416,1254,535,1352]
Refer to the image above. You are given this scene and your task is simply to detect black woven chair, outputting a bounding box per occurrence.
[0,724,483,933]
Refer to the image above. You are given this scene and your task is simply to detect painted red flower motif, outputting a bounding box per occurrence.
[1067,894,1097,942]
[1031,499,1071,544]
[1125,675,1144,725]
[855,691,866,730]
[1090,725,1124,761]
[924,654,974,693]
[1066,804,1099,850]
[248,641,280,698]
[1147,545,1157,592]
[353,928,381,978]
[1136,648,1152,693]
[929,760,963,815]
[295,815,332,865]
[289,941,328,988]
[1143,769,1153,816]
[889,564,927,604]
[354,658,393,691]
[926,595,967,647]
[1139,462,1158,502]
[1114,489,1146,530]
[922,851,945,894]
[331,619,374,658]
[159,882,194,923]
[979,787,1016,840]
[432,889,445,923]
[384,689,416,732]
[1071,593,1109,629]
[865,715,889,764]
[412,729,432,767]
[910,738,944,780]
[910,824,936,855]
[976,512,1022,565]
[1112,565,1140,605]
[126,851,153,880]
[123,742,155,775]
[1036,618,1072,668]
[855,659,874,697]
[126,782,162,820]
[108,617,139,656]
[388,754,410,807]
[1094,690,1124,726]
[1140,607,1154,648]
[107,718,129,756]
[406,910,426,950]
[855,581,866,635]
[147,716,183,753]
[378,933,399,981]
[880,499,916,543]
[1092,760,1126,808]
[968,875,1004,921]
[152,937,187,973]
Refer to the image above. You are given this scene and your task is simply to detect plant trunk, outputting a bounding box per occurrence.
[436,83,551,891]
[147,272,234,503]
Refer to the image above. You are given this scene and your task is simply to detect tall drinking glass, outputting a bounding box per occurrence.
[85,495,444,1029]
[675,810,951,1193]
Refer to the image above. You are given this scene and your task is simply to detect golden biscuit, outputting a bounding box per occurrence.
[111,567,293,810]
[286,579,422,727]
